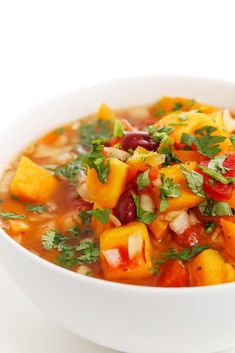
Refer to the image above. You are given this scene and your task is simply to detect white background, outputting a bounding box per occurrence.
[1,1,235,352]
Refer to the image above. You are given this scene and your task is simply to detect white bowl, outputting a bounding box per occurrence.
[0,76,235,353]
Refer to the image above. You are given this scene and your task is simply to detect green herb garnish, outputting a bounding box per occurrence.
[204,221,217,234]
[137,170,150,191]
[113,119,124,138]
[79,208,110,226]
[199,199,233,217]
[79,120,113,147]
[132,193,156,225]
[82,139,110,183]
[158,173,181,212]
[180,165,205,198]
[25,203,48,214]
[55,127,65,135]
[0,212,26,220]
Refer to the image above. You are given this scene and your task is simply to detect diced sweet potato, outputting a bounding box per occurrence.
[91,201,113,238]
[87,158,128,208]
[10,156,58,202]
[220,219,235,258]
[8,220,30,234]
[189,249,235,286]
[159,161,197,184]
[173,150,205,163]
[149,218,168,240]
[97,103,117,121]
[100,222,152,280]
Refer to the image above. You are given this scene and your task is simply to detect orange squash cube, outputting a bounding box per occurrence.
[149,218,168,240]
[97,103,117,121]
[87,158,128,208]
[220,219,235,258]
[10,156,58,202]
[100,222,152,280]
[91,201,113,238]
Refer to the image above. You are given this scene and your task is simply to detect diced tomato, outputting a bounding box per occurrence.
[156,260,189,287]
[203,174,234,201]
[126,166,138,184]
[149,166,159,181]
[101,150,110,158]
[223,152,235,170]
[191,143,197,151]
[174,142,186,150]
[175,224,204,247]
[111,136,122,147]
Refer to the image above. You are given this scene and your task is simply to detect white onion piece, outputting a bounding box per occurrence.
[103,249,122,268]
[77,265,91,275]
[0,169,15,193]
[54,151,76,164]
[189,210,199,225]
[33,144,73,158]
[128,233,143,260]
[104,147,131,161]
[140,194,155,212]
[109,214,122,227]
[76,182,94,203]
[127,106,150,120]
[169,211,190,235]
[164,210,182,222]
[223,109,235,132]
[54,134,69,147]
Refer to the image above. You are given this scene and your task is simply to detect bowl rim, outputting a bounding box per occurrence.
[1,74,235,295]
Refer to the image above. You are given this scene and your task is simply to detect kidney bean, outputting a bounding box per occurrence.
[114,189,136,225]
[122,131,158,151]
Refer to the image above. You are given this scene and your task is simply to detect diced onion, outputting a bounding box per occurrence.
[33,144,73,158]
[76,181,94,203]
[169,211,190,235]
[188,210,199,225]
[104,147,131,161]
[128,232,143,260]
[164,210,183,222]
[223,109,235,132]
[77,265,91,275]
[0,169,15,194]
[103,249,122,268]
[140,194,155,212]
[127,106,150,120]
[109,214,122,227]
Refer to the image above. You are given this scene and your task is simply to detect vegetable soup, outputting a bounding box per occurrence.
[1,96,235,287]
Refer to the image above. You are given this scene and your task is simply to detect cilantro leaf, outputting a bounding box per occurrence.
[199,199,233,216]
[54,159,82,183]
[230,135,235,148]
[180,165,205,198]
[204,221,217,234]
[181,126,226,158]
[207,155,227,174]
[197,165,229,184]
[42,229,64,250]
[113,119,124,138]
[79,120,113,147]
[0,212,26,220]
[79,208,110,225]
[76,241,100,264]
[173,102,183,111]
[145,125,174,144]
[82,139,111,183]
[25,203,48,214]
[132,193,156,224]
[158,173,181,212]
[137,169,150,191]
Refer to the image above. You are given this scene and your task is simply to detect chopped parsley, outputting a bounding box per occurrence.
[25,203,48,214]
[180,165,205,198]
[137,170,150,191]
[132,193,156,225]
[204,221,217,234]
[82,139,110,184]
[79,208,110,226]
[152,245,208,274]
[181,126,226,158]
[158,173,181,212]
[0,212,26,220]
[145,125,174,144]
[199,199,233,217]
[79,120,113,147]
[54,158,83,183]
[197,165,229,184]
[55,127,65,135]
[173,102,183,111]
[11,194,20,201]
[230,135,235,148]
[42,228,99,269]
[113,119,124,138]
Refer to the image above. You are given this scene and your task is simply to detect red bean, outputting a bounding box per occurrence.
[122,131,158,151]
[114,189,136,224]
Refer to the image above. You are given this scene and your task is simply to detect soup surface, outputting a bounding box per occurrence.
[1,96,235,287]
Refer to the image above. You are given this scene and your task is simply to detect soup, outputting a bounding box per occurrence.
[1,96,235,287]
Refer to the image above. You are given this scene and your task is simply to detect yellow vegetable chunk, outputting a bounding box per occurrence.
[100,222,152,280]
[155,162,203,211]
[8,220,30,234]
[97,103,117,121]
[87,158,128,208]
[189,249,235,286]
[10,156,58,203]
[220,219,235,258]
[149,218,168,240]
[91,201,113,239]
